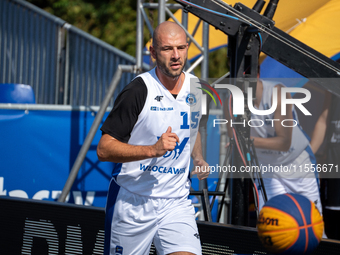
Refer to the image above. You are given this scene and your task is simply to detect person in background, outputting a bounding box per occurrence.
[224,75,323,215]
[311,90,340,240]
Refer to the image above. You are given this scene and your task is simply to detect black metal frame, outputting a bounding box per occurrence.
[175,0,340,226]
[175,0,340,94]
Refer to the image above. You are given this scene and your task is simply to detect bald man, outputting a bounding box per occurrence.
[97,21,209,255]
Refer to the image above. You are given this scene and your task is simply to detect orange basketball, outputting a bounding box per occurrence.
[257,193,324,255]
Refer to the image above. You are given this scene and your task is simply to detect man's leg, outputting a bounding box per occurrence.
[153,196,202,255]
[104,181,157,255]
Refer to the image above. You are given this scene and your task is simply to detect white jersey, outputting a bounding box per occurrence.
[113,68,202,198]
[250,80,311,167]
[252,80,321,214]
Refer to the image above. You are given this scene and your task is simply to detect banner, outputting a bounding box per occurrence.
[0,108,113,207]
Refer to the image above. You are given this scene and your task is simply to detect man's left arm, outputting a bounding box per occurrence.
[191,131,210,180]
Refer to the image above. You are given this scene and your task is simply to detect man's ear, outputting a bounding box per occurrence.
[150,45,156,60]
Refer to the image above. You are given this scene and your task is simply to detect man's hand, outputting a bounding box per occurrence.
[191,158,210,180]
[152,126,180,157]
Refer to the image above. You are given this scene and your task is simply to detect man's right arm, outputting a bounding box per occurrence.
[97,127,179,163]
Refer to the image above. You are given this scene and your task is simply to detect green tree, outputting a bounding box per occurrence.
[26,0,229,78]
[26,0,142,57]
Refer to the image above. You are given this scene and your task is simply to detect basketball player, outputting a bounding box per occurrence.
[97,21,209,255]
[224,78,322,214]
[251,79,322,213]
[311,91,340,239]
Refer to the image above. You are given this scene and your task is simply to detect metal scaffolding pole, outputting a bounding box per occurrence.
[58,65,137,202]
[136,0,144,73]
[158,0,166,24]
[136,0,209,77]
[199,21,210,192]
[201,21,209,80]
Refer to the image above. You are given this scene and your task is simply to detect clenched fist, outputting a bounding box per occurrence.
[152,126,180,157]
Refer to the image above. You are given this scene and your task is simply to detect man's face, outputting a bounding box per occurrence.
[151,32,188,78]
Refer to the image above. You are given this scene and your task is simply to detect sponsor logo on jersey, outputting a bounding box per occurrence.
[160,107,173,111]
[154,95,163,102]
[186,93,197,106]
[115,245,123,254]
[194,233,200,239]
[150,106,173,111]
[156,137,189,160]
[140,164,186,174]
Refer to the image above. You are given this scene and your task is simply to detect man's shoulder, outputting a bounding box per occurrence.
[137,67,156,80]
[133,68,162,89]
[125,76,147,91]
[116,77,148,103]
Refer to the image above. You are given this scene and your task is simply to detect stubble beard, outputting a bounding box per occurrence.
[156,57,187,79]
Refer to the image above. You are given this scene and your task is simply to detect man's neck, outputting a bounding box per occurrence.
[155,67,184,95]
